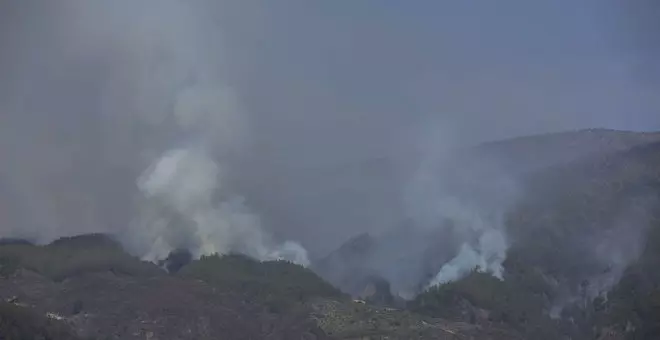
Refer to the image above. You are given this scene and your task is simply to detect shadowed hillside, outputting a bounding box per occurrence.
[3,129,660,339]
[469,128,660,175]
[411,136,660,339]
[319,130,660,340]
[0,235,520,339]
[0,301,82,340]
[0,234,163,281]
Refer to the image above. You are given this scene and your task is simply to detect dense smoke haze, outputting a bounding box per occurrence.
[1,0,660,298]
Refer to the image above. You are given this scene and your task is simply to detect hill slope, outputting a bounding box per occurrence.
[0,235,520,339]
[319,129,660,339]
[4,129,660,339]
[411,135,660,339]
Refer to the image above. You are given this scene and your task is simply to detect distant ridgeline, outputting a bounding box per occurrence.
[2,129,660,339]
[318,130,660,339]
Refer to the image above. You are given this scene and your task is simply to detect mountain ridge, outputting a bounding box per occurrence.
[4,128,660,339]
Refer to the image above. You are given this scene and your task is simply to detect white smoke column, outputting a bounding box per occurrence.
[406,132,518,287]
[420,194,510,286]
[135,144,309,266]
[128,38,308,266]
[429,228,507,286]
[48,0,310,266]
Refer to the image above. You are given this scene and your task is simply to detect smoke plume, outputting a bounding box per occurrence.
[2,1,660,302]
[105,1,308,265]
[405,142,520,287]
[0,0,308,265]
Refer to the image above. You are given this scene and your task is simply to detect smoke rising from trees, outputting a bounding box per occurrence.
[1,0,660,297]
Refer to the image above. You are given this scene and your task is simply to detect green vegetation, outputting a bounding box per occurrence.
[0,235,343,315]
[0,234,162,281]
[589,220,660,339]
[2,136,660,339]
[411,141,660,339]
[411,215,660,337]
[412,270,509,319]
[179,253,345,312]
[410,268,564,339]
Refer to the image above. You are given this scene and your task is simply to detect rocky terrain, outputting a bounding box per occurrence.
[0,236,521,339]
[3,129,660,339]
[317,129,660,339]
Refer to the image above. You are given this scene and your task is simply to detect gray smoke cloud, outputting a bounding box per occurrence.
[0,0,309,265]
[1,0,660,293]
[101,1,308,265]
[548,192,657,318]
[405,145,520,287]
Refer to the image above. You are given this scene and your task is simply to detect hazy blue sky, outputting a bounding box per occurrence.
[0,1,658,254]
[223,1,659,155]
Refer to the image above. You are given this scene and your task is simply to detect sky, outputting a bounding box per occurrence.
[0,1,659,256]
[229,0,659,144]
